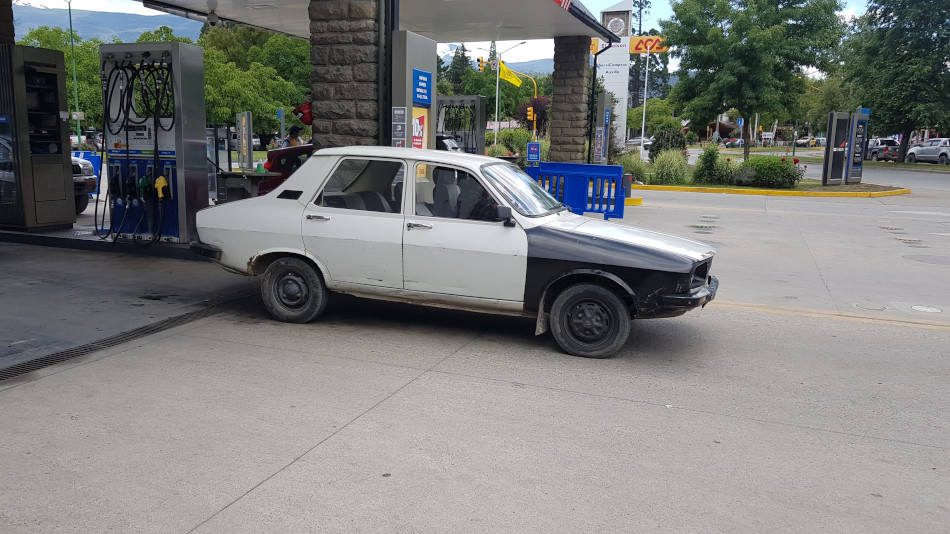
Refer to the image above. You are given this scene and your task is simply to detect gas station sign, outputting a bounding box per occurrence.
[630,36,668,53]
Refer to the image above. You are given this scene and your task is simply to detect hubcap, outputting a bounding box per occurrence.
[277,272,308,309]
[567,300,610,342]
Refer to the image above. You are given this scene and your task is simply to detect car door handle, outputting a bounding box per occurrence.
[407,222,433,230]
[306,214,330,221]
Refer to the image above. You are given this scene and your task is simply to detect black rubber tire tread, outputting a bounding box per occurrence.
[75,195,89,215]
[907,154,917,163]
[261,257,328,323]
[939,154,948,165]
[870,153,879,161]
[549,283,631,359]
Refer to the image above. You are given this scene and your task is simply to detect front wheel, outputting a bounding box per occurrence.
[870,152,879,161]
[550,283,631,358]
[939,154,949,165]
[907,154,917,164]
[75,195,89,214]
[261,257,328,323]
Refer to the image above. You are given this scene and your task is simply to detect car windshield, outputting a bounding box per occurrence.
[480,163,564,217]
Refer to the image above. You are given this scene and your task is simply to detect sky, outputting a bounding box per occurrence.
[17,0,867,63]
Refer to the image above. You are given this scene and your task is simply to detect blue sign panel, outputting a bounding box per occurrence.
[0,114,10,123]
[527,142,541,162]
[412,69,432,107]
[604,109,611,127]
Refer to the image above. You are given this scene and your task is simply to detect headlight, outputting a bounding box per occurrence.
[80,161,95,175]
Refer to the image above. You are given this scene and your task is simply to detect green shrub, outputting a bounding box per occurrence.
[648,127,687,161]
[739,156,803,189]
[685,131,698,145]
[692,145,722,184]
[614,150,649,183]
[484,144,509,157]
[498,128,533,155]
[650,149,689,185]
[485,131,495,149]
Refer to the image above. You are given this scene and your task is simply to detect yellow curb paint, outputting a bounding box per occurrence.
[630,185,911,198]
[624,197,643,206]
[712,300,950,331]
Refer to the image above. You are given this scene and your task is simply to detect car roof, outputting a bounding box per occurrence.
[315,146,502,166]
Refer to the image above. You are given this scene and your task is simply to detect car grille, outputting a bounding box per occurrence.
[72,164,82,175]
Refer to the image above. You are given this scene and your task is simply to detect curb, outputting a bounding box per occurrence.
[624,197,643,206]
[630,185,912,198]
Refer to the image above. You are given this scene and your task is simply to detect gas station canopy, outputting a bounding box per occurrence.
[139,0,618,43]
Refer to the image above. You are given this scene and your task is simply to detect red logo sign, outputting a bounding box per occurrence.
[630,36,668,53]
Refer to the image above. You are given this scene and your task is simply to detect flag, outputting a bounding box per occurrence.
[499,62,522,87]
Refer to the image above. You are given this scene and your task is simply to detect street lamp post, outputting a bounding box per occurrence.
[67,0,80,145]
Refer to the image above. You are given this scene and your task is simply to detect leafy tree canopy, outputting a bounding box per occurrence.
[661,0,844,157]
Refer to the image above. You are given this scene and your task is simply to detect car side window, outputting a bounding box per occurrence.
[415,165,498,221]
[315,158,405,214]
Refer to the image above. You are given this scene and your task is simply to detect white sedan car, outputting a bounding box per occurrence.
[191,146,718,358]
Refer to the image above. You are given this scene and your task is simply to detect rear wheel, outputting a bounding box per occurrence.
[907,154,917,163]
[74,195,89,214]
[939,154,949,165]
[550,283,631,359]
[261,257,328,323]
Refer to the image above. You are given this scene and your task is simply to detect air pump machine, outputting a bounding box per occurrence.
[99,42,207,244]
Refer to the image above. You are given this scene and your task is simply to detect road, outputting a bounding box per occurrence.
[0,167,947,532]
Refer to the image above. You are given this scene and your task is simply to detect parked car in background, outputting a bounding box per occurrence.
[72,156,97,214]
[795,137,816,147]
[229,133,262,151]
[191,146,718,359]
[436,135,461,152]
[866,138,900,161]
[259,144,314,195]
[906,138,950,164]
[725,138,744,148]
[814,137,826,147]
[627,136,653,148]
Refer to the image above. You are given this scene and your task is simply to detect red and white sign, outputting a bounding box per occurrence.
[551,0,571,10]
[412,115,425,149]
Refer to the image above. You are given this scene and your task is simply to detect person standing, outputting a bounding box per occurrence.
[282,125,304,148]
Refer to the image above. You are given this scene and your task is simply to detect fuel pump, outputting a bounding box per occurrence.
[98,42,206,244]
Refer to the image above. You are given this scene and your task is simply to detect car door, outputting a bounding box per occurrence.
[919,140,938,161]
[402,162,528,302]
[301,156,406,289]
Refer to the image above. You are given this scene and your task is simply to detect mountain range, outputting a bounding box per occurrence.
[13,2,556,75]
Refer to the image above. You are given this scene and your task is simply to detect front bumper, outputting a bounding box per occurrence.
[73,176,97,196]
[189,240,222,260]
[657,275,718,309]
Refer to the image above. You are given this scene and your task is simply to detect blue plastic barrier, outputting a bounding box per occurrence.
[525,162,625,220]
[71,151,102,196]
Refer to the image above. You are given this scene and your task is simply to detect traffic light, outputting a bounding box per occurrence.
[477,57,485,71]
[527,107,534,121]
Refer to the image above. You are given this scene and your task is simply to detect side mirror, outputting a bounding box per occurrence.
[496,205,516,227]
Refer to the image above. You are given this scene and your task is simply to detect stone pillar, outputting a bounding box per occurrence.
[549,36,591,163]
[309,0,379,147]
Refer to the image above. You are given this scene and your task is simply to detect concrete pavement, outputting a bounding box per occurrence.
[1,167,948,533]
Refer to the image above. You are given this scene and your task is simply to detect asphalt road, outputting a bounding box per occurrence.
[0,167,947,532]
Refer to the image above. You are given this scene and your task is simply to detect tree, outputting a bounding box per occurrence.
[628,97,680,136]
[517,96,551,137]
[137,26,193,44]
[629,29,670,109]
[661,0,844,158]
[843,0,950,161]
[445,45,472,95]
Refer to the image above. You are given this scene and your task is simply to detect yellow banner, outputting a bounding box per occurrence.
[499,62,522,87]
[630,36,668,54]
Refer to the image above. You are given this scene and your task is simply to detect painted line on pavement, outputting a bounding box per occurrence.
[631,185,912,198]
[713,300,950,331]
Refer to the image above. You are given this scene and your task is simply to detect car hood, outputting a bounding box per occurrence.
[527,211,715,271]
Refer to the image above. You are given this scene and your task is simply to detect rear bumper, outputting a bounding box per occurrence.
[657,275,718,309]
[189,240,222,260]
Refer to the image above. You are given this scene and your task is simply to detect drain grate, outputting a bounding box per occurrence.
[880,226,903,231]
[700,215,720,220]
[690,224,717,229]
[896,238,923,244]
[0,305,226,382]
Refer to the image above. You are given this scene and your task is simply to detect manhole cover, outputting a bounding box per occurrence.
[690,224,717,229]
[879,226,903,231]
[903,255,950,266]
[912,306,942,313]
[896,238,922,244]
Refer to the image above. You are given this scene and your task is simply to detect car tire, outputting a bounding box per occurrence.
[939,154,948,165]
[870,153,879,161]
[907,154,917,163]
[550,283,631,359]
[74,195,89,215]
[261,257,328,323]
